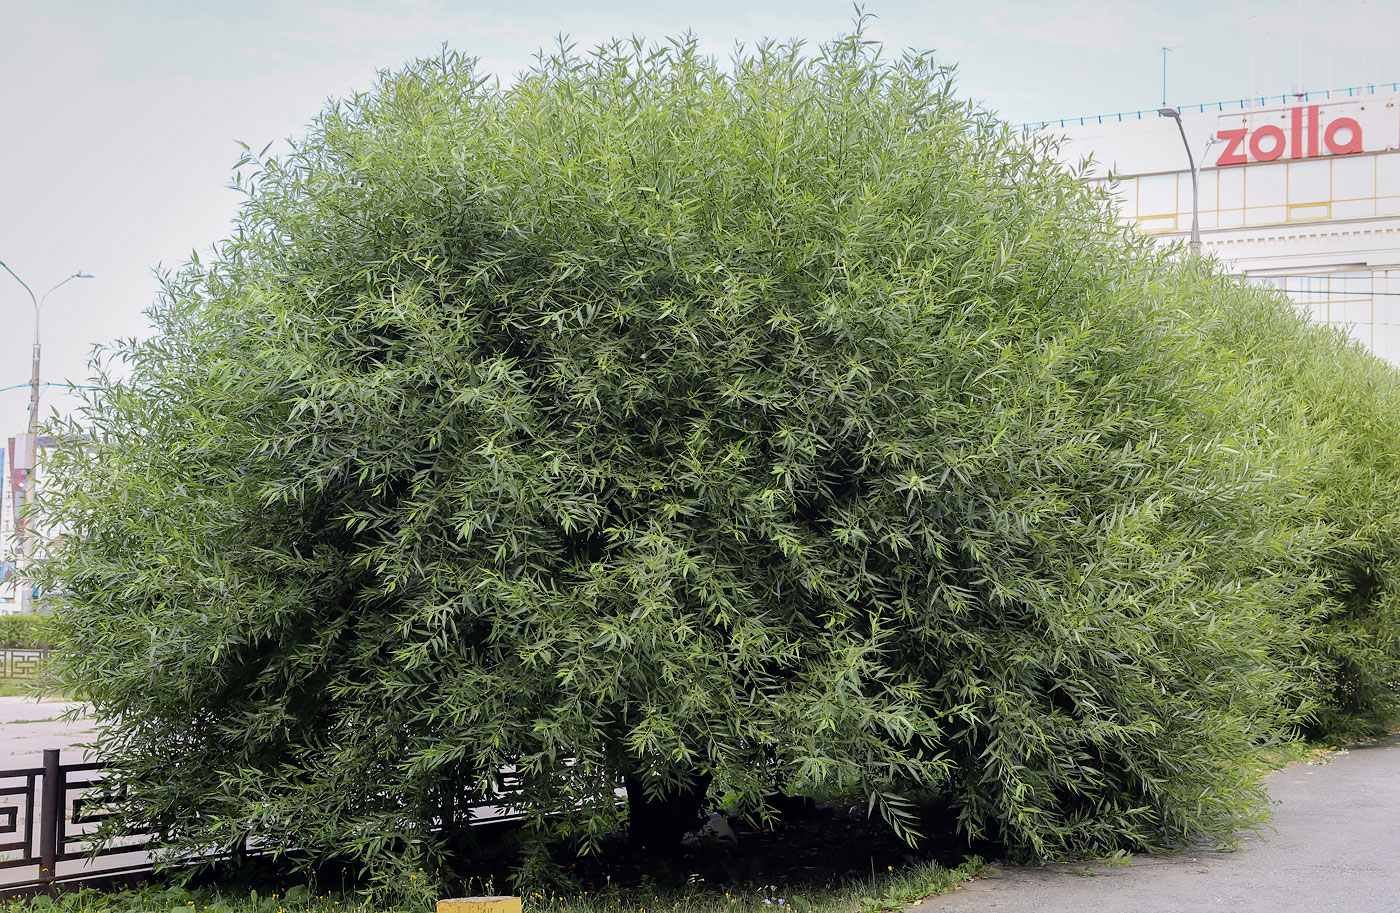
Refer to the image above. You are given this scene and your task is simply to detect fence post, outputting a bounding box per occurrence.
[39,748,62,885]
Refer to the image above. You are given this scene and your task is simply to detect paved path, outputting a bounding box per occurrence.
[915,736,1400,913]
[0,698,146,888]
[0,694,95,766]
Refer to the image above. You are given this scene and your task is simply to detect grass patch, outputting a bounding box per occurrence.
[0,680,40,699]
[1252,732,1398,773]
[528,857,986,913]
[0,679,66,699]
[1252,740,1317,772]
[2,858,985,913]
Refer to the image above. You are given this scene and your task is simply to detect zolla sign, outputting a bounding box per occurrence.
[1216,104,1363,165]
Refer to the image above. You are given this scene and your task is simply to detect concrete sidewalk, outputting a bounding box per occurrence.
[0,694,95,765]
[914,736,1400,913]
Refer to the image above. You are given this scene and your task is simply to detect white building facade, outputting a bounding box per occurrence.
[2,434,46,612]
[1044,84,1400,364]
[1,437,20,610]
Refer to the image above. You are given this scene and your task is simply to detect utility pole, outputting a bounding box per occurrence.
[1,261,92,612]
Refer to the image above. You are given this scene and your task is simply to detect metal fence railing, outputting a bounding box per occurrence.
[0,748,538,892]
[0,749,155,891]
[0,649,50,680]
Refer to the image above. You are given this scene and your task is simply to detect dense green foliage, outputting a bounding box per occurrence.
[32,27,1400,890]
[1191,277,1400,742]
[0,612,50,649]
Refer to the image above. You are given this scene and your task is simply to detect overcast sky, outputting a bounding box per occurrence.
[3,0,1397,437]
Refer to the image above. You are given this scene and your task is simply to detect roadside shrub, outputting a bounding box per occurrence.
[32,26,1387,888]
[0,612,51,649]
[1192,273,1400,741]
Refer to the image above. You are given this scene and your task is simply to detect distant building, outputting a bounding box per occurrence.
[1,436,17,610]
[2,434,51,613]
[1040,83,1400,364]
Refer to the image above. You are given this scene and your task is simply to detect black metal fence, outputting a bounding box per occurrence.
[0,749,540,892]
[0,649,49,680]
[0,750,152,891]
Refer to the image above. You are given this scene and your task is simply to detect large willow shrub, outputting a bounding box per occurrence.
[37,30,1360,885]
[1192,272,1400,741]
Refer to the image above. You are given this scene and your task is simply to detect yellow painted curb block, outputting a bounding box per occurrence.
[438,897,523,913]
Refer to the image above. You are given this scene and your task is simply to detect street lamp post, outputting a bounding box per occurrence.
[0,261,93,613]
[1158,107,1201,253]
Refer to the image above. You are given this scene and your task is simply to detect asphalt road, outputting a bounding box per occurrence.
[914,735,1400,913]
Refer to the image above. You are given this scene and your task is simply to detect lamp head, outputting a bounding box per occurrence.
[1158,106,1181,119]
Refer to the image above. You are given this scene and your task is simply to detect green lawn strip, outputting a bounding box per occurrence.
[3,858,986,913]
[0,678,66,699]
[0,680,41,699]
[1251,739,1318,773]
[1252,730,1400,774]
[528,857,987,913]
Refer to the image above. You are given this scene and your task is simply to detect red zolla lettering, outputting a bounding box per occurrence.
[1250,125,1286,161]
[1292,107,1305,158]
[1307,105,1320,157]
[1324,117,1363,154]
[1217,128,1248,165]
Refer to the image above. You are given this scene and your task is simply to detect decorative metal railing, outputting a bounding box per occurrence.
[0,649,50,680]
[0,749,539,891]
[0,749,152,890]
